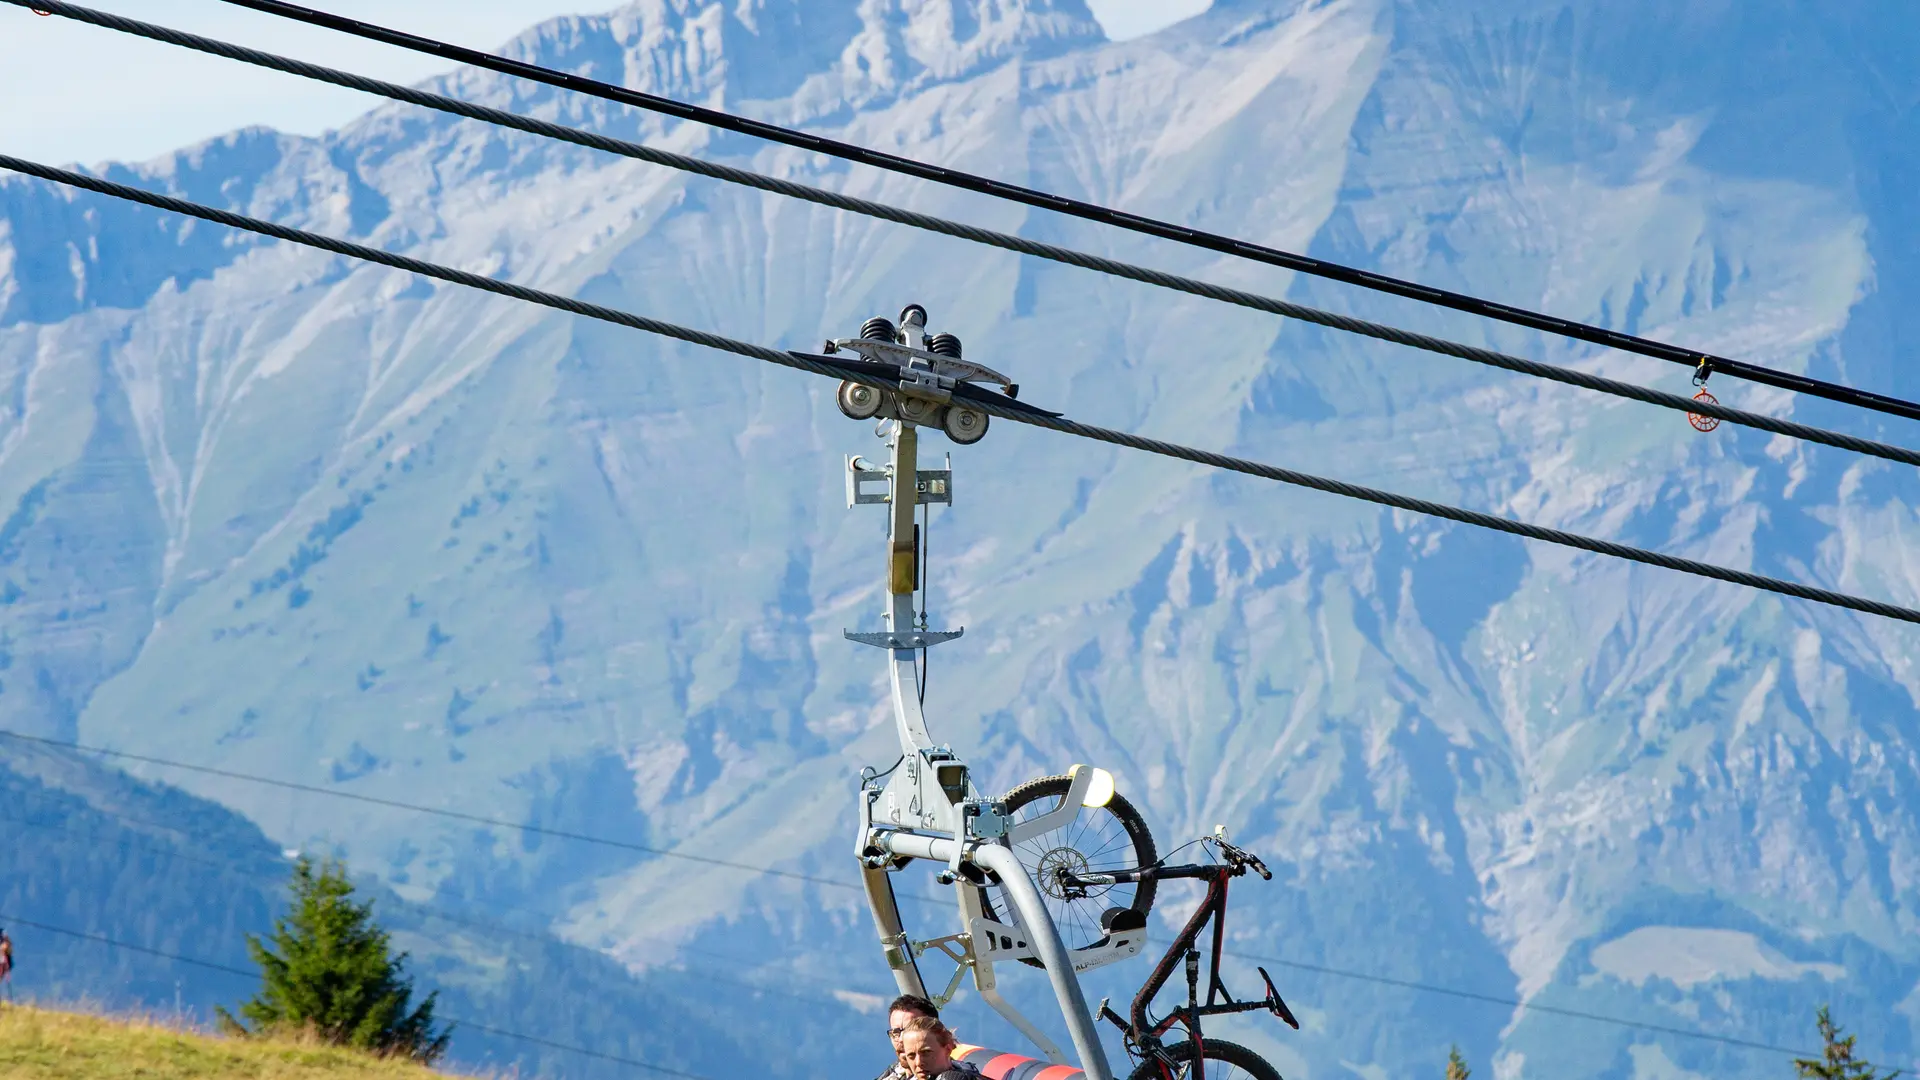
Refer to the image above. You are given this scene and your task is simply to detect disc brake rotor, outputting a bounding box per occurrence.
[1035,846,1103,900]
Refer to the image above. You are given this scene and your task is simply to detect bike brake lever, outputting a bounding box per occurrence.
[1258,967,1300,1030]
[1218,838,1268,879]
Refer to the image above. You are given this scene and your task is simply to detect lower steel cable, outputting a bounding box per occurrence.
[1,152,1915,626]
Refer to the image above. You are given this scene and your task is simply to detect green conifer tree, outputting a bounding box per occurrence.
[1793,1005,1899,1080]
[219,857,450,1063]
[1446,1044,1471,1080]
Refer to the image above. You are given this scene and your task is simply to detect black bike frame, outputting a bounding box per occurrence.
[1063,855,1297,1076]
[1131,864,1277,1044]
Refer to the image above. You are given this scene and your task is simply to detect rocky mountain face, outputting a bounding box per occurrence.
[3,0,1918,1077]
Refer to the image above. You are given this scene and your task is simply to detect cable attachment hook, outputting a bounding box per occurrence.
[1687,356,1721,433]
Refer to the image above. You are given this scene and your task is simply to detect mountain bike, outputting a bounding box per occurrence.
[1057,832,1299,1080]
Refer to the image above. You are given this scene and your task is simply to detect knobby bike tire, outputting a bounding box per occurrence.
[977,773,1158,968]
[1127,1039,1285,1080]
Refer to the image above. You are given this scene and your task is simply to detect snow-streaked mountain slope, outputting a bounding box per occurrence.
[3,0,1919,1076]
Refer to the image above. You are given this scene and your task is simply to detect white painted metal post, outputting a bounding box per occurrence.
[971,844,1115,1080]
[868,831,1116,1080]
[845,306,1116,1080]
[887,423,935,753]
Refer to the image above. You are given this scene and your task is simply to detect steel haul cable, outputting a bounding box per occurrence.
[0,151,1913,625]
[0,723,856,892]
[0,793,952,1019]
[0,911,1837,1067]
[160,0,1920,424]
[0,802,856,1008]
[8,0,1920,468]
[0,728,1859,1062]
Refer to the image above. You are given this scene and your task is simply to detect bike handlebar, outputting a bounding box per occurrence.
[1062,863,1220,887]
[1060,837,1272,890]
[1215,838,1273,881]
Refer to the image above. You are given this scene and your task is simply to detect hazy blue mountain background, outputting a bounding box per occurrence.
[3,0,1918,1077]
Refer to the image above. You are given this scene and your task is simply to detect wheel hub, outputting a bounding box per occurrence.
[1036,846,1101,900]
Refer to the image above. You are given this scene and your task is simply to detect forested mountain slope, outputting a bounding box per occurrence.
[0,741,867,1078]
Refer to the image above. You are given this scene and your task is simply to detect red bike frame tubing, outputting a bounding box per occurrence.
[1133,867,1234,1040]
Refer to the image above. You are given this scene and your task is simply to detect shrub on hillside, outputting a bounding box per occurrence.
[219,857,449,1063]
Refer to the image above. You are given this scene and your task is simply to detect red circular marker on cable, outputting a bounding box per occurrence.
[1687,389,1721,432]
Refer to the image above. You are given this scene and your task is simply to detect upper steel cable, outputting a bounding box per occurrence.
[175,0,1920,424]
[10,0,1919,470]
[0,151,1913,626]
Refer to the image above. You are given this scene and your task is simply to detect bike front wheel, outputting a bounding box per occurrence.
[1127,1039,1284,1080]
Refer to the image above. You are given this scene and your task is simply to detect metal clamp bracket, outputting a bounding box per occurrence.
[1005,765,1097,845]
[911,932,977,1008]
[916,469,953,504]
[847,455,890,507]
[831,336,1016,391]
[847,459,953,508]
[968,916,1036,964]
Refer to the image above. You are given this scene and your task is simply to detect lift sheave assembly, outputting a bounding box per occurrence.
[835,306,1297,1080]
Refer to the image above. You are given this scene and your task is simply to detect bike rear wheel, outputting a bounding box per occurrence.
[976,773,1157,967]
[1127,1039,1284,1080]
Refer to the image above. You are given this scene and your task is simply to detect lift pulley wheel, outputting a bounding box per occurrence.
[944,405,989,445]
[838,379,885,420]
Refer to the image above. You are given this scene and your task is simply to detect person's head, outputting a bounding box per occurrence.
[896,1015,957,1079]
[886,994,939,1056]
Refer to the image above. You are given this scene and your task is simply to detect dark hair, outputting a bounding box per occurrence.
[887,993,939,1019]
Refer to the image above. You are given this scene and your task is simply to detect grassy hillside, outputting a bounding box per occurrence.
[0,1005,460,1079]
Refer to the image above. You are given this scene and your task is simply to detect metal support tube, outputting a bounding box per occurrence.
[886,423,936,755]
[955,878,1069,1064]
[970,844,1114,1080]
[860,862,927,998]
[871,829,960,864]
